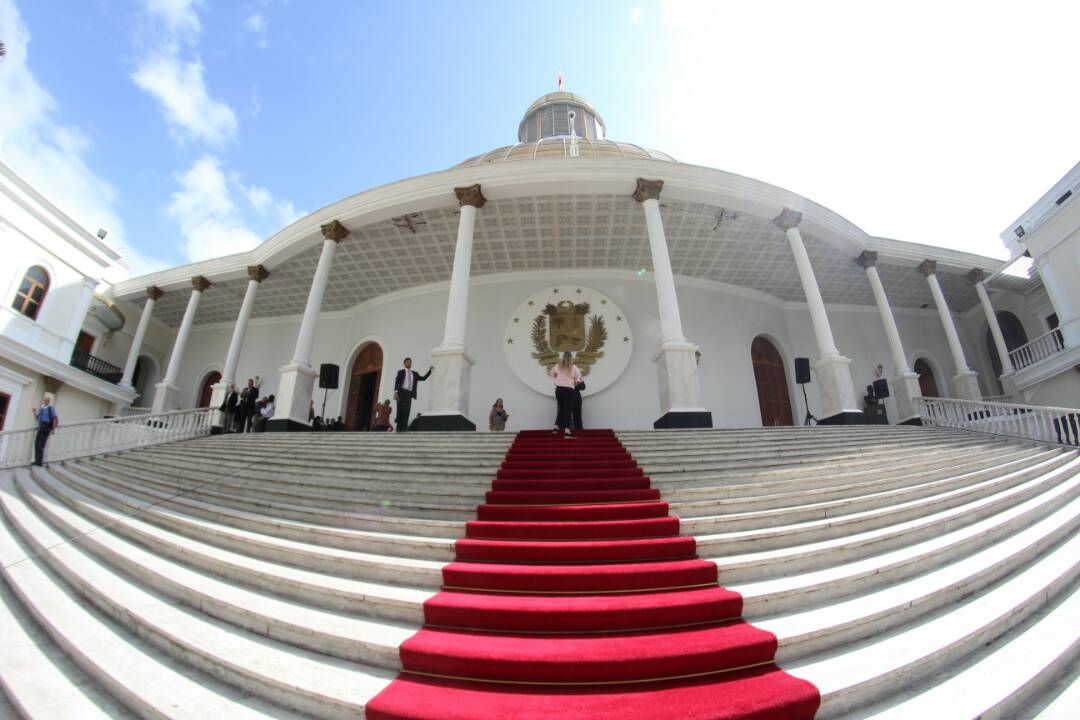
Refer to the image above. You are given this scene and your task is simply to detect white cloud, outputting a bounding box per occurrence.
[243,12,268,46]
[143,0,203,37]
[0,0,167,276]
[132,48,239,146]
[169,156,301,262]
[629,7,641,24]
[169,156,261,261]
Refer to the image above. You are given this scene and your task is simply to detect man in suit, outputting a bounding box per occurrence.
[219,383,239,432]
[239,378,259,432]
[393,357,432,432]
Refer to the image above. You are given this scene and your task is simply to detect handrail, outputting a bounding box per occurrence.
[1008,328,1067,371]
[918,396,1079,447]
[0,407,213,469]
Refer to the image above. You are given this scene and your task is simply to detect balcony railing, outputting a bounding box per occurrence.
[918,396,1079,447]
[70,347,124,384]
[1008,328,1067,371]
[0,407,213,469]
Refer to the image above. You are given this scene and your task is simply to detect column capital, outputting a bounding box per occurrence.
[454,184,487,209]
[247,264,271,283]
[855,250,878,269]
[191,275,212,292]
[917,259,937,277]
[772,207,802,231]
[632,178,664,203]
[320,219,350,243]
[146,286,164,301]
[966,268,985,284]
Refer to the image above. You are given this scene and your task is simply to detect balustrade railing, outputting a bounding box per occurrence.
[118,406,153,417]
[918,396,1079,447]
[0,407,212,469]
[70,348,124,384]
[1008,328,1067,371]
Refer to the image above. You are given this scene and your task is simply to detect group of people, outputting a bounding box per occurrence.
[219,378,275,433]
[311,413,346,431]
[383,352,584,435]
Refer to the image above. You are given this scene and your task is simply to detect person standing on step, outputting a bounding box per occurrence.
[548,351,582,439]
[394,357,432,432]
[571,379,584,431]
[239,378,258,432]
[372,399,392,432]
[489,398,509,431]
[32,393,59,466]
[219,383,239,433]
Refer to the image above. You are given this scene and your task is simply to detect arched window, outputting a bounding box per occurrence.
[12,266,50,320]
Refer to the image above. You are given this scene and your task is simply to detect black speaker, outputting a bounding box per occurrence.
[873,378,890,399]
[794,357,811,384]
[318,363,339,389]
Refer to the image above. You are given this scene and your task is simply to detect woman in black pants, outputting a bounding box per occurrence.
[548,351,583,438]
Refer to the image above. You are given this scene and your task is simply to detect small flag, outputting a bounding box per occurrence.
[557,70,564,92]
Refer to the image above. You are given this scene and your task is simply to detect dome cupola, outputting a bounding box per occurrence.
[517,92,606,143]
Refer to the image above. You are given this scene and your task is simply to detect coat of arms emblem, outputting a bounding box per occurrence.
[531,301,607,375]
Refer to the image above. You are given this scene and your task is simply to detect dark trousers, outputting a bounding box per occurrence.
[396,395,413,432]
[572,390,583,430]
[555,386,576,431]
[34,427,50,466]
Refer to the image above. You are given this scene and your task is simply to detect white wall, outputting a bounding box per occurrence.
[170,270,962,430]
[0,357,113,431]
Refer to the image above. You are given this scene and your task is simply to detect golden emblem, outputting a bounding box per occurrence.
[530,301,607,375]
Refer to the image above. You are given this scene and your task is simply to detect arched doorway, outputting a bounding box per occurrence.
[985,311,1029,391]
[198,371,221,408]
[914,358,939,398]
[132,355,158,407]
[750,336,794,427]
[345,343,384,430]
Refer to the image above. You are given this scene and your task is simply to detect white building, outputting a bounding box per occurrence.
[0,162,168,432]
[6,93,1079,433]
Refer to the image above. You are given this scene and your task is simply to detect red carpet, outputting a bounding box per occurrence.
[367,429,820,719]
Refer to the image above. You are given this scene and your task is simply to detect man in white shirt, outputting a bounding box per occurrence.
[393,357,432,432]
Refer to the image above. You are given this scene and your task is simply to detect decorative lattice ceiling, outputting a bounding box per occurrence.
[135,194,988,327]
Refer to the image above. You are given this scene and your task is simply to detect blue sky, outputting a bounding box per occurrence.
[2,1,1078,276]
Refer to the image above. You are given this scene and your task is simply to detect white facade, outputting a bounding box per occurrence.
[0,161,172,431]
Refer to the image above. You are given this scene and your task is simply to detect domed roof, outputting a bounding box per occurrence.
[456,137,675,167]
[456,90,675,167]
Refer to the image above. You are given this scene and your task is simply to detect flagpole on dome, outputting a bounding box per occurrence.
[557,69,564,92]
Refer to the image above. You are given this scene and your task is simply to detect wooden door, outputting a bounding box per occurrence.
[199,371,221,408]
[914,359,939,398]
[345,343,384,430]
[751,336,794,427]
[76,331,95,354]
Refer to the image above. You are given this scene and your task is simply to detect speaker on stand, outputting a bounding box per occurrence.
[318,363,339,426]
[794,357,817,426]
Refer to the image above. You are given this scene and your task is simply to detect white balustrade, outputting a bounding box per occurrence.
[0,407,213,469]
[918,396,1079,447]
[1008,328,1068,370]
[118,406,153,417]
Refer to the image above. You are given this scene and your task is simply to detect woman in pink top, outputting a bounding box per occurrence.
[548,351,582,438]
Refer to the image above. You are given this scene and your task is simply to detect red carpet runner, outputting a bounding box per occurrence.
[367,429,820,719]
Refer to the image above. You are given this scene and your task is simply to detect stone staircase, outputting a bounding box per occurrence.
[0,426,1077,718]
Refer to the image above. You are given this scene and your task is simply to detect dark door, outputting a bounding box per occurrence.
[0,392,10,430]
[914,359,939,398]
[76,331,95,354]
[356,372,378,430]
[751,336,794,427]
[199,371,221,408]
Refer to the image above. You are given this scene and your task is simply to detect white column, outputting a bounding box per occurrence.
[634,179,710,427]
[209,266,269,427]
[273,221,348,429]
[857,251,921,422]
[775,208,860,422]
[121,286,163,388]
[151,276,211,414]
[919,260,981,401]
[969,269,1015,376]
[425,185,485,430]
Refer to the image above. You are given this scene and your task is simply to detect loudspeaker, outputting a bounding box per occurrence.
[873,378,890,399]
[318,363,339,389]
[794,357,811,384]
